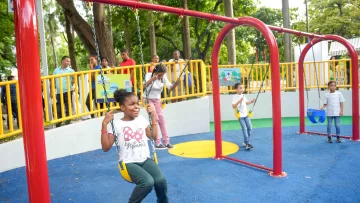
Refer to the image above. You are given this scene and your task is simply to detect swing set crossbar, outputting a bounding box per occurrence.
[87,0,324,38]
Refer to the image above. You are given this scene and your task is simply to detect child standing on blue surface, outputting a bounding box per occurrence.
[143,64,179,149]
[232,83,256,150]
[101,89,168,203]
[321,80,345,143]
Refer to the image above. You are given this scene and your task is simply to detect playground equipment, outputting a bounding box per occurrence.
[12,0,359,202]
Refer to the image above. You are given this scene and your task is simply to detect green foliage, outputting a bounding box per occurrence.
[305,0,360,38]
[0,0,15,76]
[250,7,300,62]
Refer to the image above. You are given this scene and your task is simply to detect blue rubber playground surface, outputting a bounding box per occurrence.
[0,125,359,203]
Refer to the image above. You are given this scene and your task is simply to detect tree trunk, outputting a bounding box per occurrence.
[123,11,132,57]
[56,0,96,54]
[149,11,157,57]
[65,14,77,71]
[106,5,113,46]
[282,0,293,88]
[182,0,191,59]
[50,35,58,68]
[223,0,236,65]
[93,3,116,66]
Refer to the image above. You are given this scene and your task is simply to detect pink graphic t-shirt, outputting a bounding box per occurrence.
[107,115,150,163]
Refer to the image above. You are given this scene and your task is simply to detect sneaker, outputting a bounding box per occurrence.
[327,136,332,143]
[336,137,343,143]
[245,144,251,150]
[242,142,246,146]
[248,144,254,148]
[165,143,174,149]
[155,143,167,150]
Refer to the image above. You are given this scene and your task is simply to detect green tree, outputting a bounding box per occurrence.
[0,0,15,76]
[250,7,300,62]
[307,0,360,38]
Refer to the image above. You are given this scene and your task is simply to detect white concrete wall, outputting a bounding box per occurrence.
[208,90,354,121]
[0,97,210,173]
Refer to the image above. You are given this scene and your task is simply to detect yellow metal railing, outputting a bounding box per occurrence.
[205,59,358,94]
[0,59,358,140]
[0,61,207,140]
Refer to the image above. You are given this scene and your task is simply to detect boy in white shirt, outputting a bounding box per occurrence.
[232,83,256,150]
[321,80,345,143]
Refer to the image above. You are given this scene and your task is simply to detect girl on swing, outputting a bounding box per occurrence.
[143,64,179,149]
[101,89,169,203]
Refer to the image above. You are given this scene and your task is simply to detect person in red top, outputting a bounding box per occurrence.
[120,49,136,87]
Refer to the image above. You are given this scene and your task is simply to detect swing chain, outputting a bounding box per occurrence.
[309,40,322,108]
[85,2,119,151]
[135,10,146,84]
[245,35,260,93]
[134,9,158,162]
[296,37,309,109]
[251,65,269,111]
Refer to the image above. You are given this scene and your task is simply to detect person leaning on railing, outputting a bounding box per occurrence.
[86,55,101,119]
[52,56,75,127]
[1,75,19,129]
[168,50,186,103]
[148,55,159,73]
[119,48,136,91]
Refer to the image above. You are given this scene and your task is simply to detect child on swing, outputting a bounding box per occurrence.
[321,80,345,143]
[143,64,179,149]
[232,83,256,150]
[101,89,169,203]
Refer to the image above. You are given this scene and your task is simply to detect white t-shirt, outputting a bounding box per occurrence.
[107,115,150,163]
[323,91,345,116]
[143,73,172,99]
[232,94,248,118]
[169,59,185,81]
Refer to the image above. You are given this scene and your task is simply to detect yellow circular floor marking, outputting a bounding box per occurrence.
[168,140,239,158]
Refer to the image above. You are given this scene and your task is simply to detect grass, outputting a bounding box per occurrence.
[210,116,353,131]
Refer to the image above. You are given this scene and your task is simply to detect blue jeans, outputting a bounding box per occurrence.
[327,116,340,137]
[239,116,252,144]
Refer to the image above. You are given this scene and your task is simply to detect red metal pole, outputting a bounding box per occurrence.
[298,35,359,141]
[304,131,351,139]
[267,26,324,39]
[297,41,310,134]
[211,18,286,177]
[13,0,51,202]
[222,156,272,172]
[211,23,226,159]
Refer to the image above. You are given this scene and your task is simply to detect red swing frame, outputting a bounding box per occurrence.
[13,0,358,202]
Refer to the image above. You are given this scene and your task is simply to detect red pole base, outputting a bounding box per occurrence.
[269,171,288,178]
[222,156,272,172]
[213,156,224,160]
[304,131,351,140]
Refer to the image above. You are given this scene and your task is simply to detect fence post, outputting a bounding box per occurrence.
[201,61,207,96]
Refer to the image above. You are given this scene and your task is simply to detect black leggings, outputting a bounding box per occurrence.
[126,158,168,203]
[86,89,96,118]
